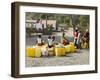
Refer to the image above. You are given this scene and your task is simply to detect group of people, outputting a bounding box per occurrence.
[36,35,55,48]
[36,27,89,49]
[73,28,89,49]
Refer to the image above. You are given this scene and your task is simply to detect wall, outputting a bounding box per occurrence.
[0,0,100,80]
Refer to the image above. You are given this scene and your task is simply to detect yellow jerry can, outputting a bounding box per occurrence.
[64,45,71,53]
[35,46,42,57]
[69,42,75,52]
[26,47,35,57]
[55,47,65,57]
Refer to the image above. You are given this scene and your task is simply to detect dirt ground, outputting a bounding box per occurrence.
[25,49,89,67]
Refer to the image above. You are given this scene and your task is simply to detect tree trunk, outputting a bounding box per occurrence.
[46,14,48,28]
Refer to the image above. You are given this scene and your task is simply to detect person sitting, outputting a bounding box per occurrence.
[37,35,43,46]
[61,31,69,45]
[48,36,53,48]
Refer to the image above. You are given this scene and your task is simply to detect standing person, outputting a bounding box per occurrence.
[74,28,79,48]
[48,35,53,48]
[83,29,89,48]
[37,35,43,46]
[77,31,82,49]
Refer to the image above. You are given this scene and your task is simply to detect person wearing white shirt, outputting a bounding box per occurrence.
[37,35,42,46]
[48,36,53,48]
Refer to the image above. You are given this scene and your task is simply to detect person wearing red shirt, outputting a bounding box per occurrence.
[74,28,78,48]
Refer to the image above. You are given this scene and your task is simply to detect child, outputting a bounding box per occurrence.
[48,36,53,48]
[37,35,43,46]
[61,32,69,45]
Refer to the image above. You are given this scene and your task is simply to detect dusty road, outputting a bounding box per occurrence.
[25,49,89,67]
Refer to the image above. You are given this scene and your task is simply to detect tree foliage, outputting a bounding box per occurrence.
[26,12,89,32]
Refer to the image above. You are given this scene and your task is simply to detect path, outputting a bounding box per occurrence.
[25,49,89,67]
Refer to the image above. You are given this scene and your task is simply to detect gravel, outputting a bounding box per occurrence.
[25,49,89,67]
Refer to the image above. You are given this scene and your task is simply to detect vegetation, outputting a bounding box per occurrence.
[26,12,89,33]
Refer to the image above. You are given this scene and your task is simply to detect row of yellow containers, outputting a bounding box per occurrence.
[26,46,41,57]
[26,42,76,57]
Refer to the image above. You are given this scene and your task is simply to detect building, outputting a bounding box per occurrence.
[26,20,57,30]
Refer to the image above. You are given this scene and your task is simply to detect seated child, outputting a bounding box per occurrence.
[61,32,69,45]
[48,36,53,48]
[37,35,43,46]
